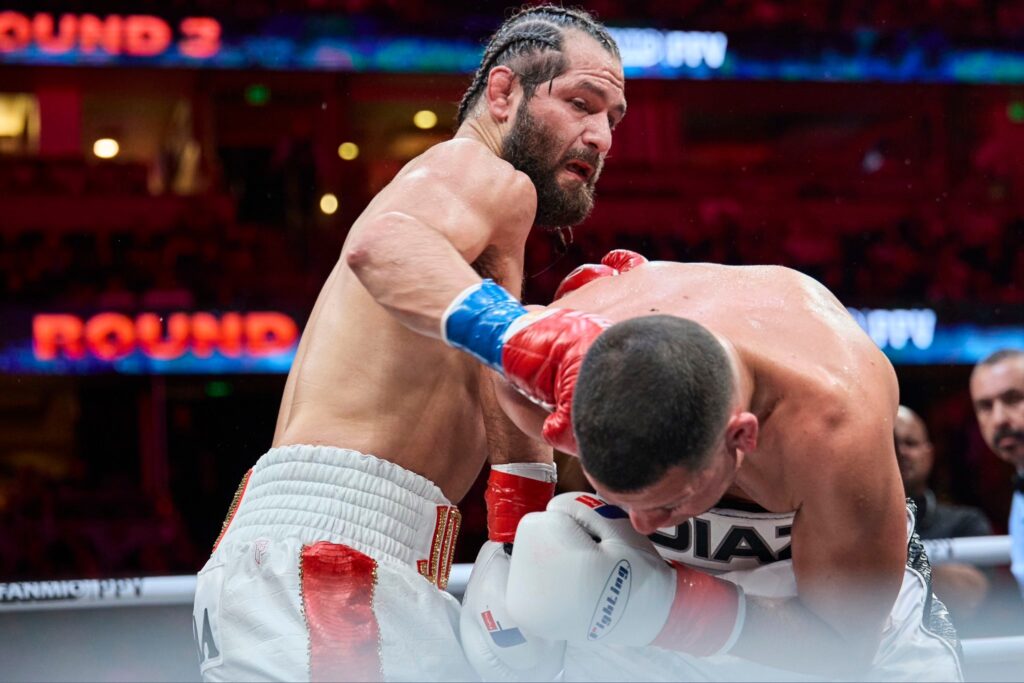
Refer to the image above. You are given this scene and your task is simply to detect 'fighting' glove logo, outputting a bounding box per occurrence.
[587,560,631,641]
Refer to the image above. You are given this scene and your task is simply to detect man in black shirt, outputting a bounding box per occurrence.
[896,405,992,622]
[897,406,993,539]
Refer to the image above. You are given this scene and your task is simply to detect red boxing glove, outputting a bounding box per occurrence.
[601,248,649,272]
[500,309,610,455]
[554,249,649,300]
[553,263,616,300]
[484,463,557,543]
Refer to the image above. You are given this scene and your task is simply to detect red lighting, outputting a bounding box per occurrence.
[33,311,298,362]
[0,12,220,58]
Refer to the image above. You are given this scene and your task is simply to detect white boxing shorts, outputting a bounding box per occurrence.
[192,445,477,682]
[563,501,963,682]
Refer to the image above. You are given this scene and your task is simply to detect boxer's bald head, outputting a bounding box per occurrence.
[573,315,734,492]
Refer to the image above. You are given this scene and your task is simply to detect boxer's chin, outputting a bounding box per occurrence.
[534,178,595,229]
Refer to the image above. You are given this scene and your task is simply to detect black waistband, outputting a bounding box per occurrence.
[713,496,771,514]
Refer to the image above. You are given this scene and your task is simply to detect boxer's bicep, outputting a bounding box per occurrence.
[390,180,513,263]
[790,424,906,663]
[344,151,535,338]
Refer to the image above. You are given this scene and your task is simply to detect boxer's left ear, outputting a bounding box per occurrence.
[725,412,758,458]
[484,65,518,124]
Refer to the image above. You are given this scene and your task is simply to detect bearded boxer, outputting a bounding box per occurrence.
[392,252,961,680]
[192,7,625,681]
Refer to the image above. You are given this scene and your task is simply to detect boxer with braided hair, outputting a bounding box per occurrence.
[457,5,619,125]
[456,5,622,229]
[193,5,624,682]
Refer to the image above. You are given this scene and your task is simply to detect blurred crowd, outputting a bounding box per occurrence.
[2,158,1021,312]
[0,222,310,312]
[0,469,201,580]
[10,0,1021,39]
[527,208,1024,308]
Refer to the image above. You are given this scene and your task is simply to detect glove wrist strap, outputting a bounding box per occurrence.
[442,279,527,371]
[485,466,557,543]
[652,562,746,656]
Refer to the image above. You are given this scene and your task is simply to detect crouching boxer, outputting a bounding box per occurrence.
[414,252,962,681]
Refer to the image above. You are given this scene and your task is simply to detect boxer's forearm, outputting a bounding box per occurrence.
[728,595,880,677]
[345,211,484,339]
[491,376,549,450]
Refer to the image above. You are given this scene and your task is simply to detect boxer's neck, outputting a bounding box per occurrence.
[455,118,503,158]
[717,335,755,413]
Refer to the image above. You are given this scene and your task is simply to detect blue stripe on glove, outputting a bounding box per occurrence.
[443,279,527,372]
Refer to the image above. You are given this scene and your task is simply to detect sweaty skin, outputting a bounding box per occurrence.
[273,140,533,502]
[499,261,907,675]
[273,31,626,504]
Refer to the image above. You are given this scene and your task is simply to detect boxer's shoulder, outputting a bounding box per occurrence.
[752,387,890,496]
[393,139,535,220]
[419,140,532,190]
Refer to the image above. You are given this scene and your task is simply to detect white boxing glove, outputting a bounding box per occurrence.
[460,541,566,681]
[506,492,745,655]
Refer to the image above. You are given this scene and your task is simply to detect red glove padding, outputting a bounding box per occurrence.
[653,562,745,656]
[501,309,610,455]
[506,492,744,655]
[601,248,649,272]
[484,466,556,543]
[554,249,649,300]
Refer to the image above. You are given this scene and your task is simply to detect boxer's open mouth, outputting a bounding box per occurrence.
[565,161,592,181]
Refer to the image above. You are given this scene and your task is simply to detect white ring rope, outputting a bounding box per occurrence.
[0,536,1019,664]
[922,535,1013,567]
[0,575,197,612]
[961,636,1024,663]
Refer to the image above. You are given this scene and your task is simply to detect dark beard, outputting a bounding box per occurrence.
[501,101,602,229]
[993,425,1024,449]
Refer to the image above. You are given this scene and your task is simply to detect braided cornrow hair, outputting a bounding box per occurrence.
[456,5,620,126]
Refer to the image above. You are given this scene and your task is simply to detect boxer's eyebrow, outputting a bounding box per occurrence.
[578,80,627,121]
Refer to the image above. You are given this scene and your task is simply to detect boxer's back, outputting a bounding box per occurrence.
[559,261,900,509]
[272,139,533,502]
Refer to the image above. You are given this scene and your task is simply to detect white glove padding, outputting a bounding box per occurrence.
[506,492,677,646]
[507,492,745,655]
[460,541,566,681]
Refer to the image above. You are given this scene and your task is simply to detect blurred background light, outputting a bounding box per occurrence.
[245,84,270,106]
[413,109,438,129]
[338,141,359,160]
[320,193,339,215]
[1008,100,1024,123]
[92,138,119,159]
[205,380,232,398]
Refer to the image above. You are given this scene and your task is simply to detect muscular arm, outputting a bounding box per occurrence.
[482,372,552,467]
[345,144,535,339]
[729,416,907,676]
[345,210,486,337]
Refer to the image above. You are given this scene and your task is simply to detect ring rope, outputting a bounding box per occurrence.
[0,536,1019,664]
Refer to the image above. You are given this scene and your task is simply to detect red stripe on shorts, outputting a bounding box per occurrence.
[301,542,383,682]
